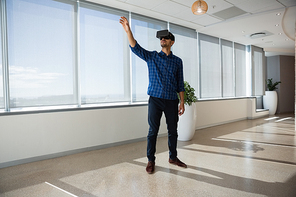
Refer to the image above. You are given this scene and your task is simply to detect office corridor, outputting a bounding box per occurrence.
[0,113,295,197]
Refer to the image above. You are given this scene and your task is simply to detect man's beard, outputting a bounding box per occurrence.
[161,42,168,47]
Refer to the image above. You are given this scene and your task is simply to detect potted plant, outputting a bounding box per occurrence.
[263,78,281,115]
[178,81,198,141]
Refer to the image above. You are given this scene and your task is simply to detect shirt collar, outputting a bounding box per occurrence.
[159,50,173,57]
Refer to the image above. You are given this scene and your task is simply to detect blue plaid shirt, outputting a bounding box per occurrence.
[130,42,185,100]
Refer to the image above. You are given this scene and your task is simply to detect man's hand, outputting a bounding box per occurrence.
[178,91,185,116]
[119,16,131,33]
[178,102,185,116]
[119,16,136,47]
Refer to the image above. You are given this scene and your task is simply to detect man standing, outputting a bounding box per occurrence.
[120,16,187,174]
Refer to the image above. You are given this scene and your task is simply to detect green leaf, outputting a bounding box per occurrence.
[178,81,197,106]
[265,78,281,91]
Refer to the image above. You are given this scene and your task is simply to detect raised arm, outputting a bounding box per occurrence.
[119,16,136,47]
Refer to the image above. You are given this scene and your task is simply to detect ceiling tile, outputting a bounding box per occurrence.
[170,18,203,30]
[234,0,284,13]
[191,14,222,26]
[125,0,168,10]
[278,0,296,7]
[152,1,189,16]
[212,6,247,20]
[171,0,195,7]
[175,7,199,21]
[253,3,285,13]
[204,0,233,14]
[225,0,249,5]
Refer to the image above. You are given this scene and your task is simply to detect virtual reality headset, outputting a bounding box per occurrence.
[156,30,175,41]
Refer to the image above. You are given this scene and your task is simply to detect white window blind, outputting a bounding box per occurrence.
[252,46,264,96]
[7,0,76,108]
[0,27,3,109]
[221,39,235,97]
[234,43,247,97]
[199,33,221,98]
[79,3,129,104]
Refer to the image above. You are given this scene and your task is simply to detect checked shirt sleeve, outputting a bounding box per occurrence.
[130,41,152,62]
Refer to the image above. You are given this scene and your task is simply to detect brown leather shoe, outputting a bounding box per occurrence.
[146,161,155,174]
[169,157,187,168]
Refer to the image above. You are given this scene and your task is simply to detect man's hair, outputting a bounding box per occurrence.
[168,32,175,41]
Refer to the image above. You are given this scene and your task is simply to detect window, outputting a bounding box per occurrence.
[252,46,264,96]
[7,0,76,108]
[234,43,247,97]
[79,3,129,104]
[0,24,3,109]
[130,14,167,102]
[199,33,221,98]
[0,65,3,109]
[170,23,198,92]
[0,0,263,113]
[221,39,234,97]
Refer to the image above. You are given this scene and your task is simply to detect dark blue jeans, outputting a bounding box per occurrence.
[147,96,179,162]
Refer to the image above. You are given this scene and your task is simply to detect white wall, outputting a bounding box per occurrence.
[195,99,248,129]
[0,106,166,167]
[266,55,295,114]
[0,98,268,168]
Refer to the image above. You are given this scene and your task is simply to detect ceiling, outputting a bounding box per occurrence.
[87,0,296,57]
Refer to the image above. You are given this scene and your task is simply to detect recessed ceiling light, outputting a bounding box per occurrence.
[278,33,282,35]
[242,30,245,33]
[275,24,279,27]
[276,13,281,16]
[285,38,289,41]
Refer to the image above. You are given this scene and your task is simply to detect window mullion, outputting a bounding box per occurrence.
[1,0,10,112]
[233,42,236,97]
[74,1,81,107]
[129,12,133,103]
[219,38,223,98]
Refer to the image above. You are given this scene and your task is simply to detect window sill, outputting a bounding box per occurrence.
[197,96,257,102]
[0,101,148,116]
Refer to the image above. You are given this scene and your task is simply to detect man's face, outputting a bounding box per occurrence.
[160,37,174,48]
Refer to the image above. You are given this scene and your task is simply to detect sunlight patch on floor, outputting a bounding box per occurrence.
[45,182,78,197]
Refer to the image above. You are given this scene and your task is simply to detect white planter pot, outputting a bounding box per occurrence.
[178,103,196,141]
[263,91,278,115]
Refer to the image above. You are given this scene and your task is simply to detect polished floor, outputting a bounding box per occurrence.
[0,113,295,197]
